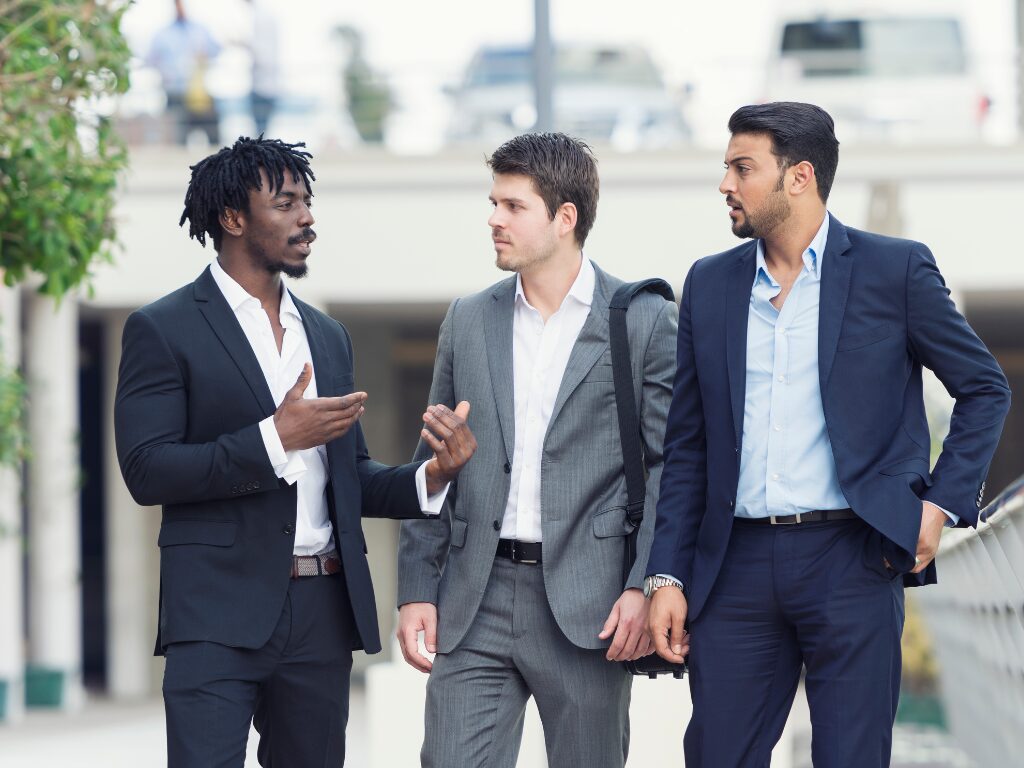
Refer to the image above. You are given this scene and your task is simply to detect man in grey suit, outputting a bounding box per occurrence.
[396,133,678,767]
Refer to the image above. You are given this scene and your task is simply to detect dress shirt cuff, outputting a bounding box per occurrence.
[934,504,959,527]
[258,415,307,485]
[415,462,448,515]
[656,574,685,591]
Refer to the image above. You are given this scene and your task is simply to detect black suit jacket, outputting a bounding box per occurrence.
[115,266,431,655]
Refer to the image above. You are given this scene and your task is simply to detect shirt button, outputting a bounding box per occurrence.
[771,473,780,481]
[283,524,295,535]
[777,375,785,383]
[492,520,501,531]
[773,424,782,432]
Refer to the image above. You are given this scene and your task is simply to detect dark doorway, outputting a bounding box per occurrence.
[78,320,106,690]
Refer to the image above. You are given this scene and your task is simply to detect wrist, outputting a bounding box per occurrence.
[424,459,445,495]
[643,575,685,599]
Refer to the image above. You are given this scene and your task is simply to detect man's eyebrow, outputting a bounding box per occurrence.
[725,155,755,166]
[272,190,312,200]
[489,195,526,204]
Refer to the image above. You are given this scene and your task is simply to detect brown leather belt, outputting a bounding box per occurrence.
[496,538,542,564]
[737,508,857,526]
[290,551,342,578]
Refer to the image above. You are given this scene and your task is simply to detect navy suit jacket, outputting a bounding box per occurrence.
[115,266,432,655]
[648,216,1011,621]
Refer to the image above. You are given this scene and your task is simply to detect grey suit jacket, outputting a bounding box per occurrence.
[398,262,678,652]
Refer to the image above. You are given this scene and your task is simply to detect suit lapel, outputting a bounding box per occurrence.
[483,278,517,463]
[545,265,611,440]
[726,245,756,448]
[818,215,854,390]
[193,266,277,416]
[293,296,336,396]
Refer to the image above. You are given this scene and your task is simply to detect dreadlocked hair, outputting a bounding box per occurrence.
[179,136,316,250]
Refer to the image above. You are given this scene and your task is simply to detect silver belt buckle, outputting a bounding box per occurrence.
[770,512,802,525]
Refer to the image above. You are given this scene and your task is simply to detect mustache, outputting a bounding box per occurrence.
[287,228,317,245]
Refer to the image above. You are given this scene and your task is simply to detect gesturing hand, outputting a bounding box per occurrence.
[273,363,367,452]
[422,401,477,496]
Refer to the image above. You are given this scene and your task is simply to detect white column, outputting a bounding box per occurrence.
[104,309,161,698]
[25,291,83,710]
[0,284,25,721]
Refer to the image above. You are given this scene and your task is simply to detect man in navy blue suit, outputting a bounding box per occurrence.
[645,102,1010,767]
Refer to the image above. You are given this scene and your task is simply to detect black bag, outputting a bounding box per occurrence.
[609,279,687,680]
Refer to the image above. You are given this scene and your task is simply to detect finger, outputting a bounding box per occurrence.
[420,428,446,455]
[424,614,437,655]
[598,605,619,640]
[319,393,368,412]
[403,627,432,673]
[454,400,471,419]
[614,628,642,662]
[669,620,686,658]
[606,628,627,661]
[285,363,312,400]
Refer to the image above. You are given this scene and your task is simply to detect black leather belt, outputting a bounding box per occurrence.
[738,508,857,526]
[496,538,542,564]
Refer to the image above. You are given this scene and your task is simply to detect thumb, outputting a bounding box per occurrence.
[598,603,620,640]
[454,400,471,420]
[286,363,312,400]
[670,616,685,657]
[424,614,437,654]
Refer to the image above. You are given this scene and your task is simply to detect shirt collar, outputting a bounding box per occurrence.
[754,213,830,285]
[515,255,595,309]
[209,258,303,323]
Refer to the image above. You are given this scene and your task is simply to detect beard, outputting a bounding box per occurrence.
[249,231,312,279]
[493,231,557,274]
[732,176,790,240]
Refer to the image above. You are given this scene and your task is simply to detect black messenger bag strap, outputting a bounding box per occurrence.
[607,278,675,586]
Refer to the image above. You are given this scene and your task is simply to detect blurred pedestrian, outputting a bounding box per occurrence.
[147,0,221,146]
[246,0,280,137]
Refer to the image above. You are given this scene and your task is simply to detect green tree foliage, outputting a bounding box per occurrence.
[0,1,131,468]
[0,0,132,298]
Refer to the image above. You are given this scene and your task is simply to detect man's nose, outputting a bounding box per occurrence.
[299,202,315,227]
[487,209,503,229]
[719,171,734,196]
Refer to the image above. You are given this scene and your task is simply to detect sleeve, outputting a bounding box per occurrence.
[645,262,708,585]
[905,246,1011,525]
[397,299,460,606]
[114,309,280,507]
[625,298,679,589]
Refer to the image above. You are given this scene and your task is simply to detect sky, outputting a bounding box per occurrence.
[121,0,1019,152]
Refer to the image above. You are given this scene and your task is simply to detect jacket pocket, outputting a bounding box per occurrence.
[836,323,894,352]
[158,520,237,547]
[450,515,469,548]
[593,506,631,538]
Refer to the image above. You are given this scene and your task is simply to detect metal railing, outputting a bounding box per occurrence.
[916,475,1024,768]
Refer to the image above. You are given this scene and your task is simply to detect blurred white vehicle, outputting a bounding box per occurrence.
[764,14,990,144]
[445,43,689,151]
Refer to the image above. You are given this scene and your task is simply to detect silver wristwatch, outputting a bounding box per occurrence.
[643,575,685,599]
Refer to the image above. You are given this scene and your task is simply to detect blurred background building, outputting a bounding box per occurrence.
[1,0,1023,765]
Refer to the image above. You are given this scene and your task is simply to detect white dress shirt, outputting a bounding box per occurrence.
[501,257,595,542]
[209,260,443,557]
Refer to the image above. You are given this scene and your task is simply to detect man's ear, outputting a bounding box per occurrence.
[788,161,817,198]
[556,201,578,240]
[219,207,244,239]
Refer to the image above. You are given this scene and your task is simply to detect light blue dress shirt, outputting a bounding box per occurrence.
[735,215,851,518]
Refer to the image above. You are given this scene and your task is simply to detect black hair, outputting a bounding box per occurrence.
[179,136,315,250]
[728,102,839,203]
[487,132,599,247]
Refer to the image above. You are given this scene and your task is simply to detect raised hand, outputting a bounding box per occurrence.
[421,401,477,496]
[273,363,367,451]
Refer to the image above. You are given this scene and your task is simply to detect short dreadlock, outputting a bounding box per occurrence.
[179,136,316,250]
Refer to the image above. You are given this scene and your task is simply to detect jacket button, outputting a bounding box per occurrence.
[283,524,295,535]
[503,462,511,474]
[728,500,735,509]
[254,481,260,489]
[492,520,500,531]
